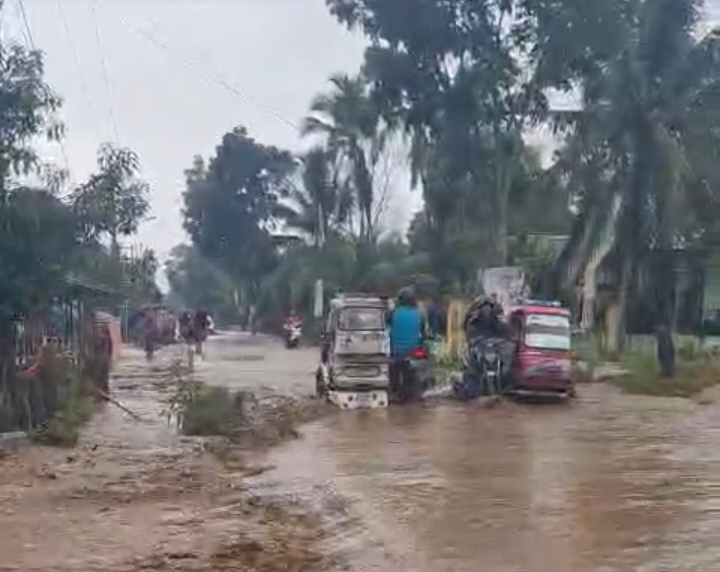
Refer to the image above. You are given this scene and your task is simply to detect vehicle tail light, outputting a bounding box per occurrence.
[410,346,427,359]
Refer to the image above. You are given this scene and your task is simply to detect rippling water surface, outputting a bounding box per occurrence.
[254,385,720,571]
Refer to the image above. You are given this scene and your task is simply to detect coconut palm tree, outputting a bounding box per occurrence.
[276,146,353,246]
[302,73,384,243]
[558,0,720,375]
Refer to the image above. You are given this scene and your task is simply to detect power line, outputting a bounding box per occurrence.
[118,18,300,132]
[57,0,92,115]
[16,0,71,173]
[89,0,120,142]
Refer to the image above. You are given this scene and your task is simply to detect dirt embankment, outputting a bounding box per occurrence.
[0,345,334,572]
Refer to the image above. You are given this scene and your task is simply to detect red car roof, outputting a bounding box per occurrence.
[508,304,570,316]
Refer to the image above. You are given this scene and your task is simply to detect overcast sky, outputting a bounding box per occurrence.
[2,0,720,276]
[2,0,420,275]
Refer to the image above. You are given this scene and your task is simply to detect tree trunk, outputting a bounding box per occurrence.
[606,257,633,356]
[654,250,676,377]
[0,314,16,428]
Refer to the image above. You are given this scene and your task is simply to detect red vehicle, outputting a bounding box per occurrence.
[505,300,575,399]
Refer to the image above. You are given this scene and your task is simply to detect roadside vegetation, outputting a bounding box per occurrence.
[163,363,326,448]
[612,352,720,398]
[574,333,720,397]
[31,352,94,447]
[0,21,159,439]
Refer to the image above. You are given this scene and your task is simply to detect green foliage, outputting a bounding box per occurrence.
[611,352,720,398]
[0,188,79,317]
[165,244,238,322]
[555,0,720,372]
[276,146,353,246]
[302,73,384,242]
[71,144,150,252]
[0,38,157,441]
[182,127,295,296]
[17,351,94,447]
[169,380,239,437]
[0,43,63,177]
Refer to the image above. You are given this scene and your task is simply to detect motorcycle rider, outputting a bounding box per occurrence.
[463,294,512,392]
[284,309,302,345]
[179,310,193,343]
[464,294,506,339]
[386,286,427,399]
[142,309,158,360]
[286,309,301,326]
[192,309,210,358]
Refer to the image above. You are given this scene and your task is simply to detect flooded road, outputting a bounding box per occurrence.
[3,331,720,570]
[224,333,720,571]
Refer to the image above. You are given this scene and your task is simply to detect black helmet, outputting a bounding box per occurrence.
[397,286,416,306]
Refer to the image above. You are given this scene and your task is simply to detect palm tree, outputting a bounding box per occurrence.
[302,73,384,243]
[558,0,720,375]
[278,147,353,246]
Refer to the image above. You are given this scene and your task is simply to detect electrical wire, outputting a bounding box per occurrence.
[57,0,92,116]
[118,17,300,132]
[89,0,120,142]
[16,0,71,173]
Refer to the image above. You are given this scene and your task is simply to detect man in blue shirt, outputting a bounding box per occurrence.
[386,286,425,357]
[386,286,426,400]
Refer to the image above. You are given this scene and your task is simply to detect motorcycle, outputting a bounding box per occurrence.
[453,337,506,400]
[284,323,302,349]
[390,345,431,403]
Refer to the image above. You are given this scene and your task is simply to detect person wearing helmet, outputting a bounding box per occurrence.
[462,293,513,394]
[464,294,506,339]
[385,286,427,400]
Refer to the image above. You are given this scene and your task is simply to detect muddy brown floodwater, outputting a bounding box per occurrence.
[238,334,720,572]
[3,331,720,571]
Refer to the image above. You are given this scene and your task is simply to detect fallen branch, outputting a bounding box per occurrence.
[95,388,143,422]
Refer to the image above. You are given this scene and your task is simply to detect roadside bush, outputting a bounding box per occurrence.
[171,381,240,436]
[32,349,94,446]
[166,367,326,447]
[611,352,720,398]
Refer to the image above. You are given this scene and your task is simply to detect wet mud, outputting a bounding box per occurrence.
[0,341,330,571]
[3,332,720,571]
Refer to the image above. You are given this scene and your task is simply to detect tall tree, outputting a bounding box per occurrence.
[557,0,720,374]
[182,127,295,305]
[326,0,558,265]
[302,73,384,243]
[0,37,82,386]
[276,146,353,246]
[71,143,150,256]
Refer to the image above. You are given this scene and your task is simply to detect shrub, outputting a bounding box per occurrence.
[32,351,94,446]
[611,352,720,398]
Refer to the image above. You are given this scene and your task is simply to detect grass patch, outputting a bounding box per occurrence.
[32,351,95,447]
[166,367,326,448]
[169,382,241,437]
[611,352,720,398]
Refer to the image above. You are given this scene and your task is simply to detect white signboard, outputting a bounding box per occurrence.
[480,267,525,311]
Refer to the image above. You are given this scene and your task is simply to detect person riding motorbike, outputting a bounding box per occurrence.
[191,309,210,357]
[463,294,513,393]
[283,310,302,348]
[179,310,193,343]
[142,310,158,360]
[285,310,301,328]
[386,286,427,400]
